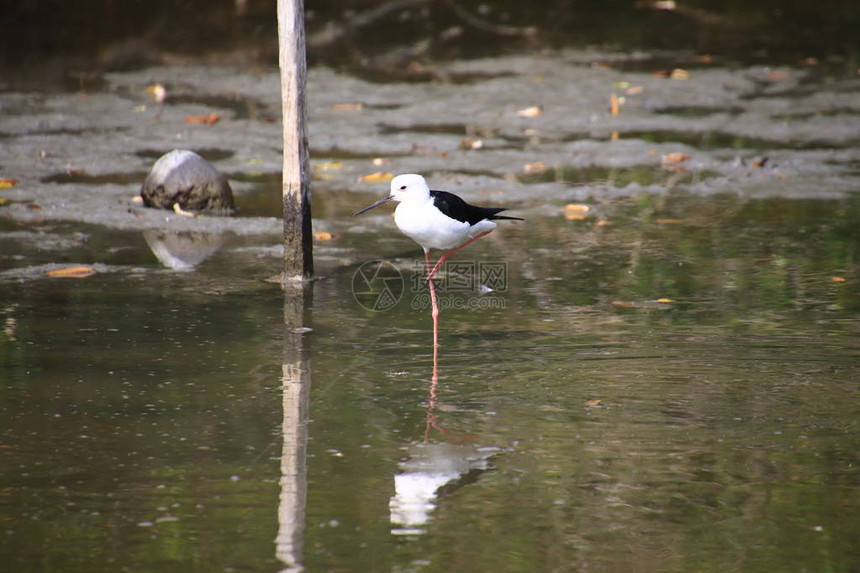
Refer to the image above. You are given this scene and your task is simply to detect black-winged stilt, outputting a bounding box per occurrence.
[354,173,522,352]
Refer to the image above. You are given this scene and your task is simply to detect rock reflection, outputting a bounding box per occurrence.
[143,230,226,270]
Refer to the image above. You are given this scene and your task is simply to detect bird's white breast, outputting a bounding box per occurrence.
[394,198,495,250]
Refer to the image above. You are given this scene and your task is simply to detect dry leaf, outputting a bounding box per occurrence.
[610,130,619,141]
[516,105,543,118]
[830,276,846,282]
[585,399,602,407]
[655,218,684,225]
[47,266,96,278]
[656,298,674,303]
[565,212,588,221]
[184,113,220,125]
[459,138,484,150]
[626,85,645,95]
[523,162,548,175]
[610,92,620,116]
[564,204,591,213]
[0,178,19,189]
[767,70,789,80]
[313,161,344,171]
[595,220,611,227]
[612,301,635,308]
[330,102,364,112]
[26,204,41,211]
[661,152,691,165]
[670,68,691,80]
[358,172,394,182]
[313,231,339,241]
[145,83,167,103]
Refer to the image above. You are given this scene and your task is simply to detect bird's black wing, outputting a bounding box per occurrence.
[430,190,523,225]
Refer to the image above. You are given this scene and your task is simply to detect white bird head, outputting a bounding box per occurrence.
[353,173,430,216]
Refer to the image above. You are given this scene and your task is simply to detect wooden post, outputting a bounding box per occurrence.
[278,0,313,280]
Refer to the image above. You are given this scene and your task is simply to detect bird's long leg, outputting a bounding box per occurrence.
[427,230,494,281]
[424,249,440,355]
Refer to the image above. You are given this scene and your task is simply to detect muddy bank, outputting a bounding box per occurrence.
[1,49,858,243]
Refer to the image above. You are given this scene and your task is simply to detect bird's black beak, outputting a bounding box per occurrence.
[353,194,394,216]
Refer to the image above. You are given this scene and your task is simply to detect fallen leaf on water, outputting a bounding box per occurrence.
[313,161,344,171]
[626,85,645,95]
[612,301,635,308]
[47,266,96,279]
[657,298,674,303]
[596,220,611,227]
[184,113,220,125]
[523,161,547,174]
[145,83,167,103]
[767,70,789,80]
[330,102,364,111]
[358,172,394,183]
[585,399,603,407]
[0,178,19,189]
[565,212,588,220]
[314,231,339,241]
[516,105,543,118]
[610,130,619,141]
[670,68,691,80]
[830,276,846,282]
[564,204,591,212]
[609,92,620,116]
[655,218,684,225]
[661,152,691,165]
[459,138,484,150]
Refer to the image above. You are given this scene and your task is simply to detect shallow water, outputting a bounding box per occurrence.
[1,191,858,572]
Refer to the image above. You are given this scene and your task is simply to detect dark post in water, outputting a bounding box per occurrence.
[278,0,313,280]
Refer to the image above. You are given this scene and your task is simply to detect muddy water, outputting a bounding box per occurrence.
[1,190,858,572]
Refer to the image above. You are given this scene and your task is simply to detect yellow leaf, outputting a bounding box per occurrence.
[330,102,364,111]
[358,172,394,182]
[564,204,591,212]
[830,276,846,282]
[313,161,344,171]
[609,93,620,116]
[565,212,588,220]
[612,301,635,308]
[656,298,674,303]
[585,399,602,407]
[313,231,339,241]
[0,178,19,189]
[670,68,690,80]
[0,198,8,206]
[47,266,96,278]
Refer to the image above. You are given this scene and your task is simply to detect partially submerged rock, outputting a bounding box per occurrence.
[140,149,235,214]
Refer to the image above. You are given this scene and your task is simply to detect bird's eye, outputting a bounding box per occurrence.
[400,185,407,190]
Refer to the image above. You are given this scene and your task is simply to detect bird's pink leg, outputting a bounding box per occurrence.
[427,230,494,280]
[424,249,440,354]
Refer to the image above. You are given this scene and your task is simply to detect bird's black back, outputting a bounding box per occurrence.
[430,190,523,225]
